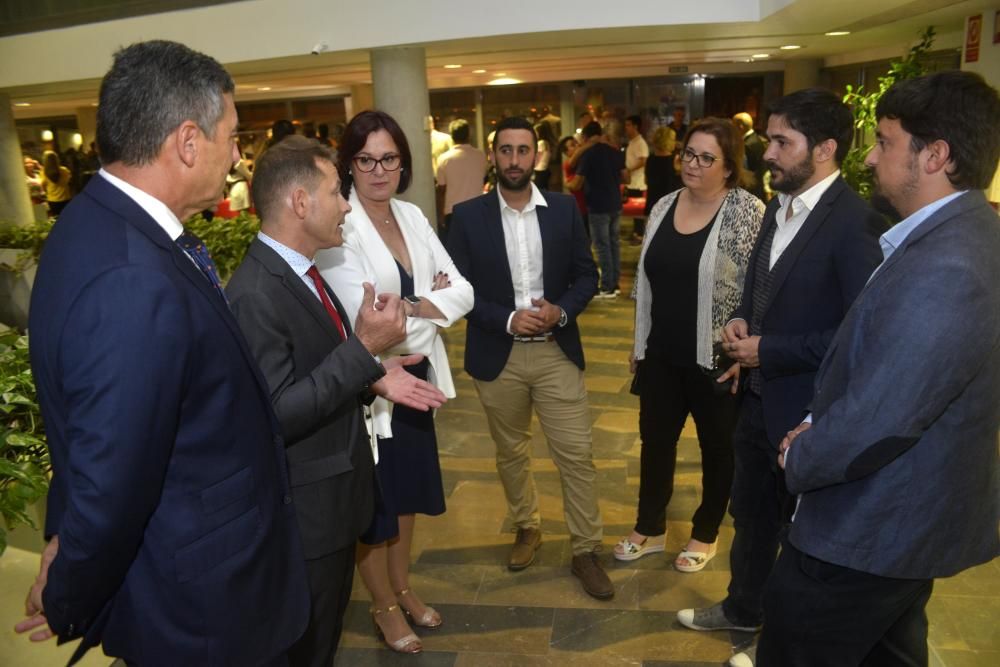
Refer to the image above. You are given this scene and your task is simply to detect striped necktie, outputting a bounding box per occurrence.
[177,230,228,304]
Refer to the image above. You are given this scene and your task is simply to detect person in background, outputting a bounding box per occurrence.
[39,150,73,216]
[643,126,680,222]
[732,112,768,201]
[559,135,587,222]
[620,118,763,575]
[266,119,296,151]
[625,114,650,244]
[533,121,557,190]
[316,110,473,655]
[226,142,253,213]
[429,115,453,177]
[436,118,488,244]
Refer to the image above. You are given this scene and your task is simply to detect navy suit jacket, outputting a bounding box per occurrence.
[447,189,598,381]
[787,190,1000,579]
[28,175,309,665]
[731,177,886,445]
[226,239,380,559]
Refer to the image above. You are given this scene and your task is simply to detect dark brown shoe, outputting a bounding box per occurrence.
[508,528,542,571]
[572,551,614,600]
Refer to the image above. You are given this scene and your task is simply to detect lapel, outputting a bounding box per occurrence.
[248,240,350,344]
[482,192,514,286]
[764,177,846,314]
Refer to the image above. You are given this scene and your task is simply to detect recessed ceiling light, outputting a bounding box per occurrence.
[14,102,30,107]
[752,54,770,59]
[472,69,487,74]
[488,77,521,86]
[444,64,462,69]
[257,86,272,91]
[780,44,802,50]
[825,31,850,37]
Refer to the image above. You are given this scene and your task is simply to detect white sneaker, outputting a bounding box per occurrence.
[729,645,756,667]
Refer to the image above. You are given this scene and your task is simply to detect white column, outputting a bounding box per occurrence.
[0,93,34,225]
[370,46,435,224]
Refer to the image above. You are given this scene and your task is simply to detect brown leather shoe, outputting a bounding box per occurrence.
[571,551,614,600]
[508,528,542,571]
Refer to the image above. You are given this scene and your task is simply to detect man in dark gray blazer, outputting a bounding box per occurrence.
[759,70,1000,666]
[226,136,446,666]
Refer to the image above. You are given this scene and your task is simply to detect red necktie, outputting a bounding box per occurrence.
[306,266,346,340]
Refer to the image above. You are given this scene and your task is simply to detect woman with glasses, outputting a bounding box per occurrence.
[616,117,764,573]
[316,110,473,654]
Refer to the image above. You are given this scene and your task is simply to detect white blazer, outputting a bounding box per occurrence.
[315,189,474,439]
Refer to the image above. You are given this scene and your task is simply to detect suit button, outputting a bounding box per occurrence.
[283,494,292,505]
[273,435,283,446]
[67,623,75,635]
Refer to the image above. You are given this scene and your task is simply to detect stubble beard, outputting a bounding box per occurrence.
[768,154,815,195]
[497,168,533,191]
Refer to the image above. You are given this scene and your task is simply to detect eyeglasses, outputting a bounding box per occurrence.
[680,149,719,168]
[352,154,402,173]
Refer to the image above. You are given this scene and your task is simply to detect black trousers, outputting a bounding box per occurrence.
[286,545,356,667]
[758,540,932,666]
[722,392,795,627]
[634,358,739,543]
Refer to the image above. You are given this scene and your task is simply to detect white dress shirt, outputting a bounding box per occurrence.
[99,168,183,241]
[497,183,548,333]
[770,170,840,269]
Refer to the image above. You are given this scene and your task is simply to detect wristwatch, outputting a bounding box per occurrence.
[558,308,568,328]
[403,295,422,306]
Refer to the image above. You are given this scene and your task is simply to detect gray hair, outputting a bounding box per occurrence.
[97,40,234,166]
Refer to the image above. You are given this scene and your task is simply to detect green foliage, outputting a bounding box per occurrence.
[0,219,54,274]
[841,27,936,199]
[0,330,49,554]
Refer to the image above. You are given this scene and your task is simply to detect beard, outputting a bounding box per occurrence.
[768,154,815,195]
[496,166,533,191]
[870,156,920,224]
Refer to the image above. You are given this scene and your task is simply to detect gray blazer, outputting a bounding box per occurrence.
[787,190,1000,579]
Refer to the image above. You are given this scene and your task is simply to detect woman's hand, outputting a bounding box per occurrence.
[629,351,638,374]
[431,271,451,291]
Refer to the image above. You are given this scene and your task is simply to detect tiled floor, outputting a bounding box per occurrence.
[1,231,996,666]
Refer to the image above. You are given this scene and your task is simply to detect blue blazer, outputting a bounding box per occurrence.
[28,175,309,665]
[787,190,1000,579]
[730,177,886,445]
[447,189,598,381]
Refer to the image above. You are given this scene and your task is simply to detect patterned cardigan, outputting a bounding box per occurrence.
[633,187,764,369]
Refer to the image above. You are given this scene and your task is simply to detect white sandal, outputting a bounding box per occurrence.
[675,541,718,572]
[613,534,666,562]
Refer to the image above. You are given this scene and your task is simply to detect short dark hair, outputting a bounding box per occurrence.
[685,117,745,190]
[251,136,336,223]
[626,114,642,129]
[492,117,537,150]
[337,110,412,197]
[449,119,471,144]
[97,40,234,166]
[876,71,1000,191]
[581,121,603,140]
[767,88,853,164]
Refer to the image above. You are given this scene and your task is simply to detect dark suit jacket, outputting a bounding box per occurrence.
[730,177,886,445]
[28,175,309,665]
[226,239,379,559]
[447,189,598,381]
[787,190,1000,579]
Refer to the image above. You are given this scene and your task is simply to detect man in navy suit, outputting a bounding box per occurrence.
[678,89,886,654]
[759,70,1000,666]
[226,136,446,665]
[16,41,310,665]
[447,117,613,600]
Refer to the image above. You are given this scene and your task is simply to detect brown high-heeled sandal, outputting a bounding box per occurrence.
[396,588,443,629]
[371,604,422,654]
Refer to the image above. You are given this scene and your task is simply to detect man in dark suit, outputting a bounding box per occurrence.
[678,89,886,654]
[225,136,446,665]
[760,70,1000,666]
[447,117,613,600]
[733,112,768,200]
[16,41,311,665]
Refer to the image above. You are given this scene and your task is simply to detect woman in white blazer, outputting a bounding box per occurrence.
[316,110,473,654]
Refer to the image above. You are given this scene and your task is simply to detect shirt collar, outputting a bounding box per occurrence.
[777,169,841,214]
[497,181,548,214]
[257,231,314,278]
[879,190,966,259]
[99,168,184,241]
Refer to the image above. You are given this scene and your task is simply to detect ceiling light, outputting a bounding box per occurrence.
[496,72,507,77]
[444,64,462,69]
[14,102,30,107]
[752,54,770,59]
[825,31,850,37]
[488,77,521,86]
[257,86,272,91]
[780,44,802,50]
[41,130,54,141]
[472,69,487,74]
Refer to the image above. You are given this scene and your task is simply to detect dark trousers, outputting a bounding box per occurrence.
[758,540,933,666]
[635,358,739,543]
[722,392,794,626]
[439,212,453,246]
[287,546,356,667]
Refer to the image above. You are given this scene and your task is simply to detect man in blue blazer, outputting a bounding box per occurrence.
[760,70,1000,666]
[448,117,612,600]
[17,41,310,665]
[678,89,886,645]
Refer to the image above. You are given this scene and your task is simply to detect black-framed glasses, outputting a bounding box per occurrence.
[353,154,402,173]
[680,149,719,168]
